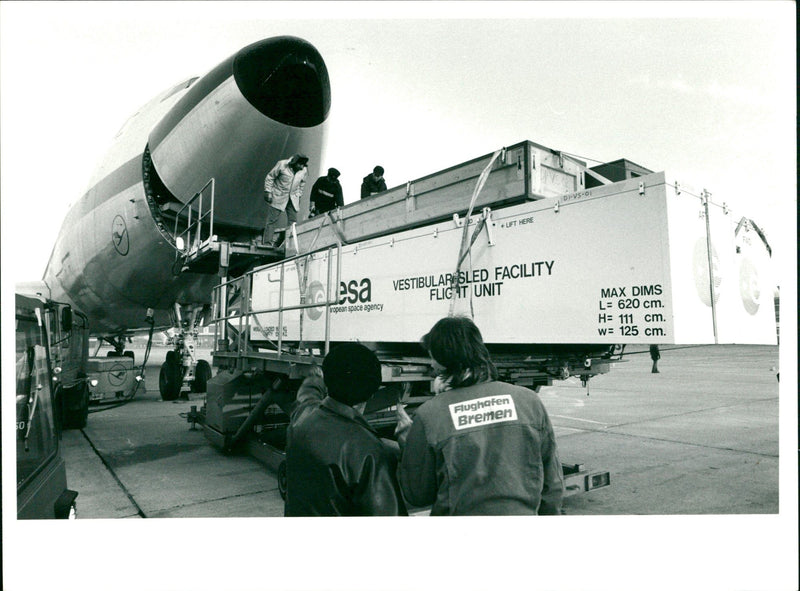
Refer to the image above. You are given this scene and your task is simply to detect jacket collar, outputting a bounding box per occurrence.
[321,397,376,433]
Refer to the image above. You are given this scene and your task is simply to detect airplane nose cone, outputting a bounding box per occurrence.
[233,36,330,128]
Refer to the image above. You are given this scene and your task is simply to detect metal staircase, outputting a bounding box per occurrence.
[172,178,284,277]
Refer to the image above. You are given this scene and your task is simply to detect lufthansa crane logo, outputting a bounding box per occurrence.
[108,362,128,386]
[112,215,130,255]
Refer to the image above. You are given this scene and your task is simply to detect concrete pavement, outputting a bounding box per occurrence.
[61,344,780,518]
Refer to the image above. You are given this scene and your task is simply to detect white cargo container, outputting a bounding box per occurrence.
[245,171,776,347]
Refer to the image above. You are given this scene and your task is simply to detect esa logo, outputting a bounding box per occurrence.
[339,278,372,304]
[305,278,372,320]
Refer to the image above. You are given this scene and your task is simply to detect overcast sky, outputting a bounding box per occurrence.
[0,2,796,279]
[1,3,796,590]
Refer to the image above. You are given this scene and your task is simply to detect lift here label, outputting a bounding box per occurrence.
[449,394,518,430]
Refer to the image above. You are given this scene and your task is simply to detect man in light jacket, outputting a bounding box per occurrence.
[263,153,308,247]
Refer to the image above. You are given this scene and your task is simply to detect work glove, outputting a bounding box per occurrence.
[394,404,413,447]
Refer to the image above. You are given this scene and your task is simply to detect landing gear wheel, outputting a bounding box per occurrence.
[278,461,287,501]
[159,361,183,401]
[62,384,89,429]
[191,359,212,393]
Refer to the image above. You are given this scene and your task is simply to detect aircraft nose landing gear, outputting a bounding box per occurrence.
[158,303,213,401]
[159,351,184,401]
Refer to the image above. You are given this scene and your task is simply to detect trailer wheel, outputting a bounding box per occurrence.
[159,361,182,401]
[278,461,287,501]
[123,350,135,363]
[62,383,89,429]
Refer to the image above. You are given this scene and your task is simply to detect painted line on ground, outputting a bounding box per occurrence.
[551,414,609,426]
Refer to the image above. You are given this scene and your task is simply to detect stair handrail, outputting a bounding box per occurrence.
[173,178,216,260]
[210,243,342,358]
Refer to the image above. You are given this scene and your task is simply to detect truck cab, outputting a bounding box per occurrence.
[15,283,92,428]
[16,293,79,519]
[44,300,91,428]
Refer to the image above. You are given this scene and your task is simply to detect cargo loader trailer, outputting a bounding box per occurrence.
[192,139,775,504]
[201,344,613,501]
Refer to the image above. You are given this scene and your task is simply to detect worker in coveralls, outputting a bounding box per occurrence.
[263,153,308,247]
[309,167,344,216]
[284,343,407,516]
[396,316,564,515]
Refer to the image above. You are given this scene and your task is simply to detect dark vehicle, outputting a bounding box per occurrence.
[46,300,91,428]
[16,293,78,519]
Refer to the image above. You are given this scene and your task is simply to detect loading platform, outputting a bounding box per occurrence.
[287,140,594,256]
[170,177,286,276]
[177,238,283,276]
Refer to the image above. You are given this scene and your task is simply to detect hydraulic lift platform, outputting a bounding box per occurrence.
[170,177,287,277]
[177,237,284,276]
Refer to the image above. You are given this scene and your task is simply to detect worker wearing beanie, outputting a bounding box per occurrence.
[308,167,343,217]
[284,343,407,516]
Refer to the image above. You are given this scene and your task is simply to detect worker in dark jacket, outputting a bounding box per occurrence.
[309,167,344,216]
[360,165,386,199]
[649,344,661,373]
[396,316,564,515]
[285,343,407,516]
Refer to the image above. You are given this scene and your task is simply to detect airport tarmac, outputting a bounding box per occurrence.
[60,343,780,518]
